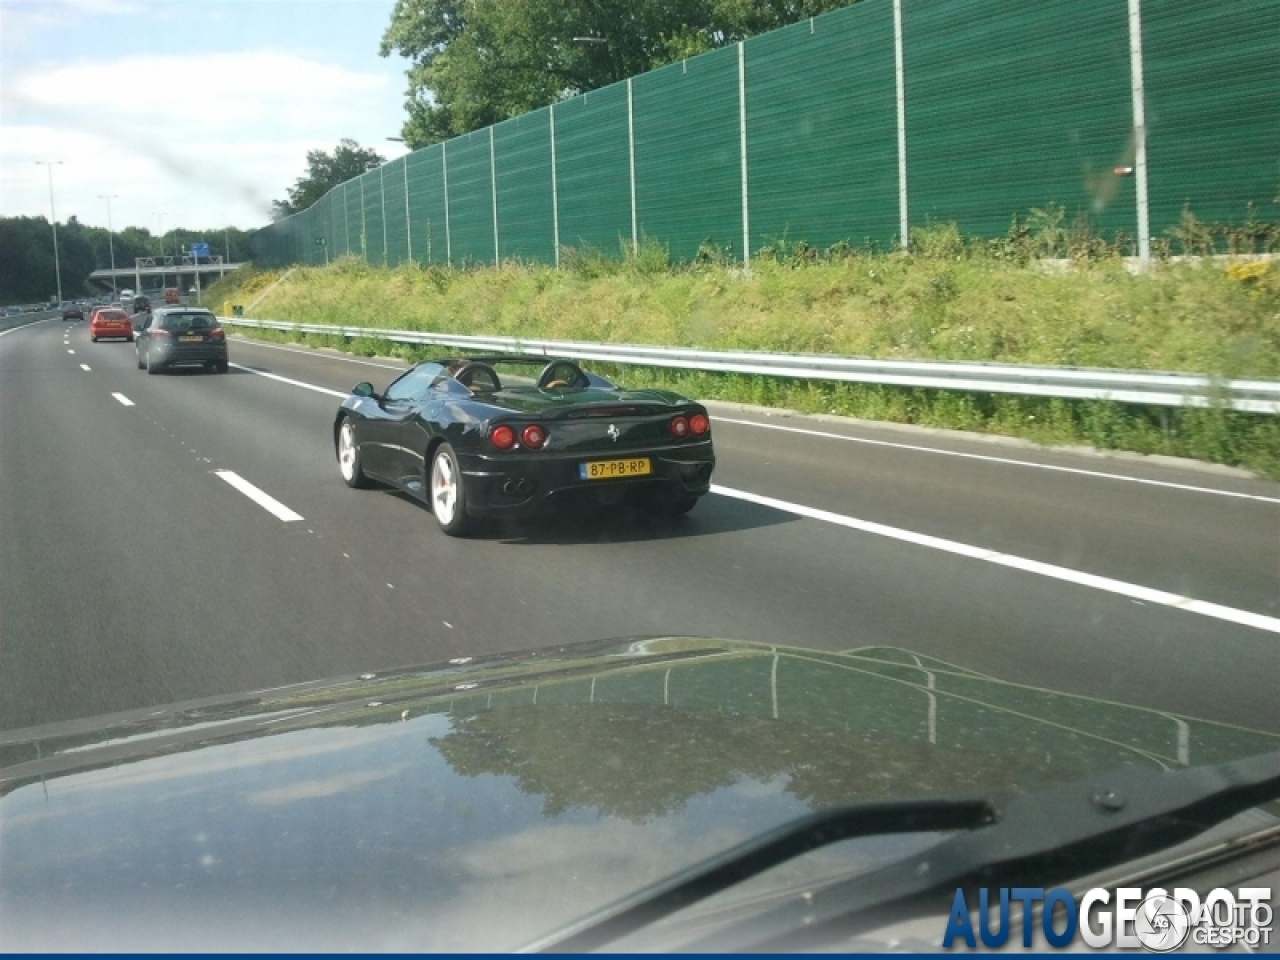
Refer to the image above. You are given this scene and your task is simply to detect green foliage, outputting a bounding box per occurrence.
[0,216,252,304]
[272,139,385,220]
[210,231,1280,476]
[380,0,859,146]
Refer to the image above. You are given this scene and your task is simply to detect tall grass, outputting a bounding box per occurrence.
[205,213,1280,477]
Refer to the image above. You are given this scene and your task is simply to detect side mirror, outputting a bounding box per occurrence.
[352,382,376,399]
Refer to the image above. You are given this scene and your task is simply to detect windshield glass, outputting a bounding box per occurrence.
[1,0,1277,953]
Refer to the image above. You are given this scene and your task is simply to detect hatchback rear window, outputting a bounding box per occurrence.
[99,310,128,320]
[160,313,218,332]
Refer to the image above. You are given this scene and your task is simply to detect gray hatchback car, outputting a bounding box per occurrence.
[135,307,228,374]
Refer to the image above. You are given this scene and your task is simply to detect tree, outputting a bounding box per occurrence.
[272,139,386,219]
[380,0,857,147]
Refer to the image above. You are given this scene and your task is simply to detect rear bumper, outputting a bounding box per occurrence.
[150,342,227,365]
[91,326,131,338]
[458,441,715,517]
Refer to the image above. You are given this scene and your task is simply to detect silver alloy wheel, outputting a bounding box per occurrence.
[338,422,357,481]
[431,451,457,525]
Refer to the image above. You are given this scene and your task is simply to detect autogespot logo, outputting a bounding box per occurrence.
[942,886,1272,951]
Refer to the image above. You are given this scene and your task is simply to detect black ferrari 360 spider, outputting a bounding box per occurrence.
[333,355,715,535]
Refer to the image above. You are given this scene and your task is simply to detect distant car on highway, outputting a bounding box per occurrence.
[62,303,84,322]
[4,306,20,317]
[164,287,180,304]
[333,355,715,536]
[132,294,151,314]
[89,307,133,342]
[134,307,227,374]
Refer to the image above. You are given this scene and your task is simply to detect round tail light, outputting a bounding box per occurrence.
[669,416,689,438]
[689,413,709,435]
[521,424,547,449]
[490,425,515,449]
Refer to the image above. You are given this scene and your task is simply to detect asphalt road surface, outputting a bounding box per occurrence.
[2,317,1277,733]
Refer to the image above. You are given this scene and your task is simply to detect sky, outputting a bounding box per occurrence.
[0,0,413,233]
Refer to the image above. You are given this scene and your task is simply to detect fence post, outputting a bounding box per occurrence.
[627,78,639,256]
[893,0,909,251]
[738,41,750,268]
[490,126,500,264]
[403,157,413,264]
[380,164,389,266]
[359,176,367,260]
[343,183,350,256]
[442,141,452,265]
[1128,0,1151,269]
[550,105,560,266]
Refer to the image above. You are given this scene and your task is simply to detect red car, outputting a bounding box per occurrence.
[89,307,134,342]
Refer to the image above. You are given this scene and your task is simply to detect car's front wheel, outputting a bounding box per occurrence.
[337,418,372,489]
[430,443,473,537]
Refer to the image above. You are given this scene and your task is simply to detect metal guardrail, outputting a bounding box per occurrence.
[218,316,1280,415]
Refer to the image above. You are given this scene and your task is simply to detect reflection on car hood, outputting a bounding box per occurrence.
[1,638,1277,951]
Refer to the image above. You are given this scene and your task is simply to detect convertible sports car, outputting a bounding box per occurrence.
[333,355,715,535]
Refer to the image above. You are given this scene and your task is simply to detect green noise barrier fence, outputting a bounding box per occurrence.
[253,0,1278,268]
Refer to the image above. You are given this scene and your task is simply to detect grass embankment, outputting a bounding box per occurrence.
[203,238,1280,477]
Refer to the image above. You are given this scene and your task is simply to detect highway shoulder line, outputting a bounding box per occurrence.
[218,358,1279,634]
[711,484,1280,636]
[214,470,304,522]
[714,417,1280,504]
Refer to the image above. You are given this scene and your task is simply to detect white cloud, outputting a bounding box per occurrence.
[0,49,404,229]
[0,0,144,43]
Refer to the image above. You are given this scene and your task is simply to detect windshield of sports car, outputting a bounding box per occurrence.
[2,0,1278,953]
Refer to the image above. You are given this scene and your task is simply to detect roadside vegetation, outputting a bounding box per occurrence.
[204,210,1280,477]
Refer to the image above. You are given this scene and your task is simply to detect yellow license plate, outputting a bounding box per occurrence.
[580,458,651,480]
[179,335,203,341]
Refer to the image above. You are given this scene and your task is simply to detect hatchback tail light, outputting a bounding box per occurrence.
[669,416,689,438]
[151,329,172,337]
[208,328,225,340]
[689,413,709,435]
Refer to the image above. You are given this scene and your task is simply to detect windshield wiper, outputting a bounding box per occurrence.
[525,797,995,952]
[528,749,1280,953]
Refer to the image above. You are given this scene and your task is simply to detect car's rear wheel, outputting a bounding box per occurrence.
[337,418,372,489]
[430,443,473,537]
[215,358,229,374]
[90,335,98,342]
[145,348,160,375]
[135,345,145,370]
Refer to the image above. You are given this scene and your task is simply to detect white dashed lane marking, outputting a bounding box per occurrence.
[214,470,304,522]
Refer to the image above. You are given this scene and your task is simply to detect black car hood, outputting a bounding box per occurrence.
[2,638,1277,951]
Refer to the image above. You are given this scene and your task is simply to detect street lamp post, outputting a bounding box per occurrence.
[35,161,64,304]
[99,194,119,297]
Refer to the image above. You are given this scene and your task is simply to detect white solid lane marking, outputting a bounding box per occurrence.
[711,484,1280,636]
[112,393,135,407]
[214,470,304,522]
[714,416,1280,505]
[79,363,90,371]
[228,363,347,398]
[0,319,50,339]
[232,337,406,370]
